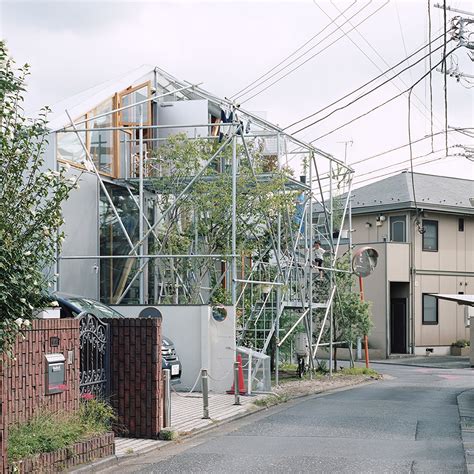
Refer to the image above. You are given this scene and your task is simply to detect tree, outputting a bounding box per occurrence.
[331,254,372,370]
[145,133,298,305]
[0,41,75,356]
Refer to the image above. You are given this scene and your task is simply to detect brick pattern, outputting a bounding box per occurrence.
[110,318,162,439]
[0,319,80,473]
[3,319,80,424]
[0,367,5,474]
[9,432,115,473]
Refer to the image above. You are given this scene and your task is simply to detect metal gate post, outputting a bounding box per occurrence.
[163,369,171,428]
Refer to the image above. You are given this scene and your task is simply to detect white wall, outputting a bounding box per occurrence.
[112,304,235,393]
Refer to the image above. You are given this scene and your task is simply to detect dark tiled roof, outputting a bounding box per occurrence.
[350,171,474,214]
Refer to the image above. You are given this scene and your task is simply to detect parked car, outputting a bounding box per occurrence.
[54,294,182,383]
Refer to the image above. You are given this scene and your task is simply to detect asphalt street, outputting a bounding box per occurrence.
[115,363,474,473]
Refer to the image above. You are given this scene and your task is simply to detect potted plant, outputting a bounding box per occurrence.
[451,339,470,356]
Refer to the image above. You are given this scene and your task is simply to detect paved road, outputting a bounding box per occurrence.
[116,363,474,473]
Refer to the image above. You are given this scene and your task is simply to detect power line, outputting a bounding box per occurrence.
[394,0,414,82]
[229,0,358,100]
[443,0,449,155]
[350,154,459,187]
[308,44,460,143]
[292,36,448,136]
[284,30,448,132]
[325,0,442,134]
[348,127,473,166]
[428,0,435,151]
[233,1,371,102]
[237,1,390,104]
[319,150,459,191]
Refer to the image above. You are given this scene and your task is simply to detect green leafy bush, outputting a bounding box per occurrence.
[7,400,116,462]
[0,41,76,356]
[339,367,379,376]
[452,339,470,348]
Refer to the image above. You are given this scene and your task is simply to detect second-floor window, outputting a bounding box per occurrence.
[422,294,438,325]
[390,215,406,242]
[422,220,438,251]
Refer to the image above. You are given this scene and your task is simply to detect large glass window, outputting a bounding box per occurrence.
[390,215,406,242]
[422,220,438,251]
[90,99,114,175]
[57,115,86,164]
[100,184,140,304]
[422,294,438,325]
[120,83,150,125]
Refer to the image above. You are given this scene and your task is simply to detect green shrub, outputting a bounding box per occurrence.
[339,367,379,376]
[7,400,115,462]
[452,339,470,348]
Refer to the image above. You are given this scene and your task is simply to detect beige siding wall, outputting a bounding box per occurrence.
[413,213,472,272]
[386,243,410,282]
[351,209,473,354]
[353,243,387,355]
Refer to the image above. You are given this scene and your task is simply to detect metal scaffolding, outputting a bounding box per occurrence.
[58,67,354,378]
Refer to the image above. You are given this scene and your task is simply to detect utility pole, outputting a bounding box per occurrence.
[433,4,474,83]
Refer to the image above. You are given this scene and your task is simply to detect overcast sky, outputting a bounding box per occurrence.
[1,0,473,188]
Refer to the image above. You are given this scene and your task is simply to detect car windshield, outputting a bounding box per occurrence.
[68,298,125,319]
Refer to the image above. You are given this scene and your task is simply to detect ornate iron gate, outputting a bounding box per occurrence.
[77,313,110,399]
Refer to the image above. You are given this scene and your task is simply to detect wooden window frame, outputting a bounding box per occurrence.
[88,97,117,178]
[118,81,152,127]
[57,114,90,171]
[422,219,438,252]
[422,293,438,325]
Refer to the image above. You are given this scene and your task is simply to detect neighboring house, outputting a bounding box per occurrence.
[347,171,474,357]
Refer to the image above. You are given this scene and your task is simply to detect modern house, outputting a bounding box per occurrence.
[348,171,474,357]
[42,64,345,387]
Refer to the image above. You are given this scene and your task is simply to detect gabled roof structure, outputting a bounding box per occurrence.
[351,171,474,215]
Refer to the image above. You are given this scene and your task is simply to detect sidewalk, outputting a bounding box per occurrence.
[169,391,261,434]
[108,392,262,464]
[458,389,474,473]
[372,355,470,369]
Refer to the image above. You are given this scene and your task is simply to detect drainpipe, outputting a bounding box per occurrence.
[409,211,415,354]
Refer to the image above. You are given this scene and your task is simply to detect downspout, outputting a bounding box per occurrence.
[385,240,389,358]
[410,210,416,354]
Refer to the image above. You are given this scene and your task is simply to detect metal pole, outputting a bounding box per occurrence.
[139,105,145,304]
[359,276,370,368]
[308,152,314,379]
[247,353,252,395]
[201,369,210,419]
[231,134,237,305]
[163,369,171,428]
[233,361,241,405]
[275,211,281,386]
[329,161,334,376]
[275,133,281,386]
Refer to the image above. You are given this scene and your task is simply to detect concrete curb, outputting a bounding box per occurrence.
[457,389,474,473]
[69,377,376,473]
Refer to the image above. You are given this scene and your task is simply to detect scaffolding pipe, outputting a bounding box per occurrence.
[329,162,334,376]
[57,83,202,131]
[139,105,145,304]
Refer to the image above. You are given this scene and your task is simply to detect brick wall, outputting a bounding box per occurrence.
[3,319,80,424]
[110,318,162,438]
[10,432,114,473]
[0,368,5,474]
[0,319,80,473]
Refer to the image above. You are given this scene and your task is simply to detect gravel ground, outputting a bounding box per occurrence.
[270,372,380,400]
